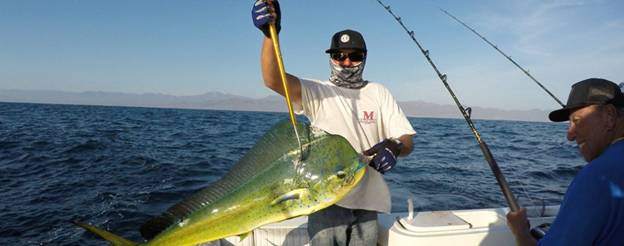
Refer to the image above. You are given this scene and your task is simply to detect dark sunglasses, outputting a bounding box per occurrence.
[330,52,366,62]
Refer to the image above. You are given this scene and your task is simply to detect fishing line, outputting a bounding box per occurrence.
[517,181,540,211]
[440,9,565,108]
[376,0,520,212]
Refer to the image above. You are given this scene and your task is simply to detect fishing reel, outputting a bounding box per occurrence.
[530,223,551,239]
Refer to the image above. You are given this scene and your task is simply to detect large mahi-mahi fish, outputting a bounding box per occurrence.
[74,119,366,245]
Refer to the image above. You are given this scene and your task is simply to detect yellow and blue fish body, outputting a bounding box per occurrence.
[75,120,366,245]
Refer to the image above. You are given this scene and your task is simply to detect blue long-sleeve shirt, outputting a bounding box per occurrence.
[539,141,624,245]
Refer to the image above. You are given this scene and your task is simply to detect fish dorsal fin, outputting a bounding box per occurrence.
[140,119,310,240]
[139,215,173,240]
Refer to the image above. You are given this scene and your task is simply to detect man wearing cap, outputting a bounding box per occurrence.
[507,78,624,245]
[252,1,416,245]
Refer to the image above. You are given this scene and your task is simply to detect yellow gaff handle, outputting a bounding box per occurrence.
[268,23,303,153]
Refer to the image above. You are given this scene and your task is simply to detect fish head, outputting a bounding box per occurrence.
[296,132,366,206]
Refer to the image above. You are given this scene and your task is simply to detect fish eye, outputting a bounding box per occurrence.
[336,171,346,179]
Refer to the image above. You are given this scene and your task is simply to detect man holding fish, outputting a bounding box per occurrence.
[252,0,416,245]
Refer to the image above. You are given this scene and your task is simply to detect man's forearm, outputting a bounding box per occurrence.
[398,134,414,157]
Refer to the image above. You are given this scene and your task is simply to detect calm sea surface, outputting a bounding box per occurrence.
[0,102,583,245]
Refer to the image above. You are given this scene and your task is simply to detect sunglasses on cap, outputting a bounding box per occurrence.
[330,52,366,62]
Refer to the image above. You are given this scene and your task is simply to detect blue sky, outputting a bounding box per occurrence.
[1,0,622,110]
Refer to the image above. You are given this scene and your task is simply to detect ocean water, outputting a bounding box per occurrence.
[0,102,583,245]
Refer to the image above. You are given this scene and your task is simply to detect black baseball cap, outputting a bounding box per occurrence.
[325,29,367,54]
[549,78,624,122]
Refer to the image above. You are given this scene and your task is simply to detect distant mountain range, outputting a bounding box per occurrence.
[0,89,551,122]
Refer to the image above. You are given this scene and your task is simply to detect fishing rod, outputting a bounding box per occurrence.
[440,8,565,108]
[268,18,304,157]
[376,0,520,212]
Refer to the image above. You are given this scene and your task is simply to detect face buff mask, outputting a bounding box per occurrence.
[329,59,368,89]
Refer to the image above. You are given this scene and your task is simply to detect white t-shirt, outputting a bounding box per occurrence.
[295,78,416,213]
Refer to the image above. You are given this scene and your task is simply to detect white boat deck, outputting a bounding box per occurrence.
[203,205,558,246]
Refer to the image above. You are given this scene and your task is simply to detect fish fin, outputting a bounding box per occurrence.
[73,221,140,246]
[238,231,252,241]
[270,188,309,206]
[140,215,173,240]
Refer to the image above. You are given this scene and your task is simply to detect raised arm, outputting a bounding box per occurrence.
[260,37,301,104]
[253,0,301,104]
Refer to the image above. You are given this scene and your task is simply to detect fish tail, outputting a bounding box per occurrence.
[73,220,140,246]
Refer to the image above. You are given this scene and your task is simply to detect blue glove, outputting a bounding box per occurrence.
[364,138,403,174]
[252,0,281,38]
